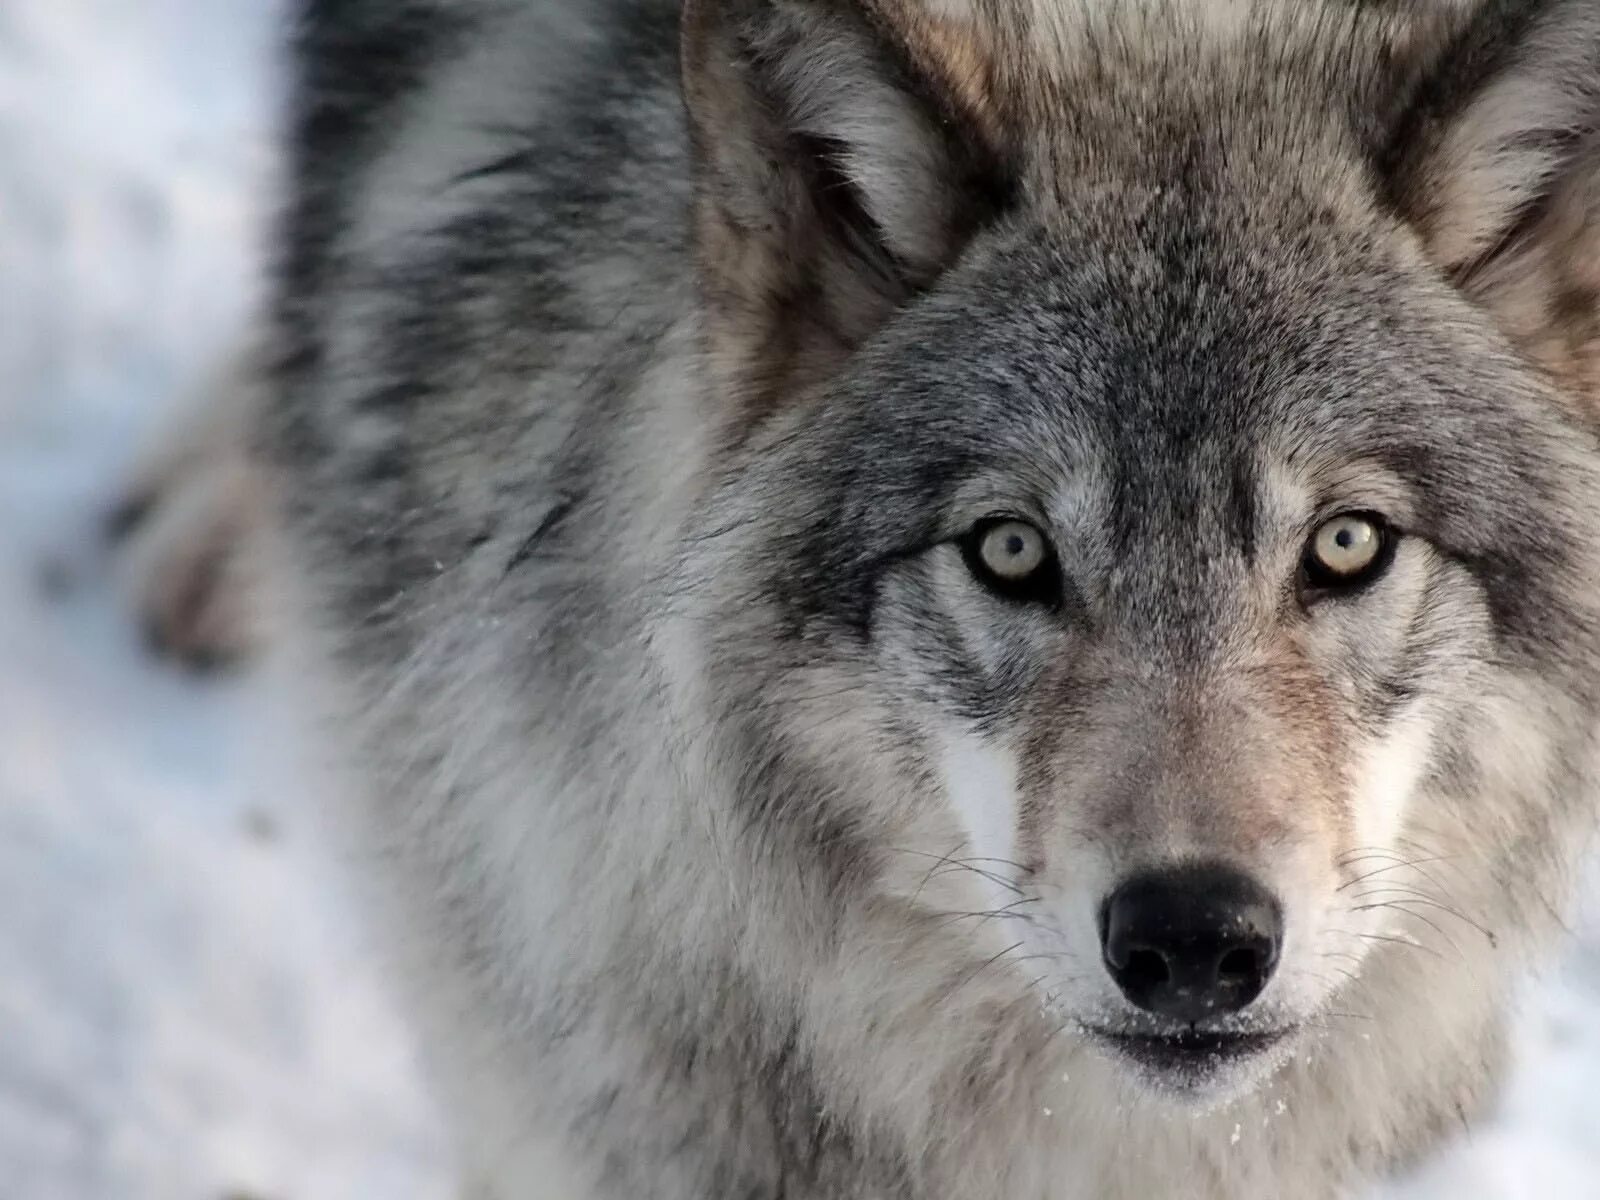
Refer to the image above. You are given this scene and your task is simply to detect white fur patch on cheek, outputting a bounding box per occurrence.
[1350,715,1435,853]
[937,729,1021,908]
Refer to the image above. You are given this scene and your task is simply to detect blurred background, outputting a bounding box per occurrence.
[2,3,1599,1198]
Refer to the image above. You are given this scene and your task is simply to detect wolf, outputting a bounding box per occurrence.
[116,0,1600,1195]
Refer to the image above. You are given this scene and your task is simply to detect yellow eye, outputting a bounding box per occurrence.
[1306,513,1390,587]
[978,520,1048,582]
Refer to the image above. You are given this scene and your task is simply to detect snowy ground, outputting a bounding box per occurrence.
[0,3,450,1198]
[2,3,1599,1198]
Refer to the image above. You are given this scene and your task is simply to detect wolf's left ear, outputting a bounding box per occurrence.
[1385,0,1600,414]
[681,0,1009,411]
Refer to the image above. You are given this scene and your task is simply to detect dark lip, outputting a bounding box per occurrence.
[1087,1026,1293,1075]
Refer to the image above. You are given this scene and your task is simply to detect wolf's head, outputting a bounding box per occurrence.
[669,0,1600,1102]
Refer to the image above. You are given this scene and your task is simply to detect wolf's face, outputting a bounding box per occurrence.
[675,0,1600,1100]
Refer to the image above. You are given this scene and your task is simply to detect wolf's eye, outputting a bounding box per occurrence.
[962,518,1060,605]
[1303,513,1393,591]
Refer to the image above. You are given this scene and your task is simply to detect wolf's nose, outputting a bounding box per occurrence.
[1100,865,1282,1022]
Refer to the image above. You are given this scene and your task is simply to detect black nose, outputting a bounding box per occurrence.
[1100,865,1282,1022]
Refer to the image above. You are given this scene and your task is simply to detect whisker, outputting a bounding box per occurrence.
[930,898,1042,931]
[1337,854,1457,893]
[1353,891,1495,943]
[904,843,970,904]
[892,846,1025,901]
[926,862,1024,897]
[1347,929,1444,960]
[937,941,1027,1006]
[1353,901,1467,959]
[1320,1009,1376,1023]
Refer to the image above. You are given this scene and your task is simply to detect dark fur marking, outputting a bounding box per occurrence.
[505,496,579,576]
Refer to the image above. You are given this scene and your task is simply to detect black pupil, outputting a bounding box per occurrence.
[1336,528,1356,550]
[1005,534,1026,558]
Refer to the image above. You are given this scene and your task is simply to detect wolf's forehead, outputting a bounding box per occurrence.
[867,0,1464,93]
[878,0,1473,56]
[905,0,1268,51]
[1009,339,1421,547]
[866,0,1484,199]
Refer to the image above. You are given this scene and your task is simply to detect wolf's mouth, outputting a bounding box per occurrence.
[1086,1025,1293,1079]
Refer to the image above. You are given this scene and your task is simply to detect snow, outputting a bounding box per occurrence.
[1384,873,1600,1199]
[1,3,1597,1197]
[0,2,449,1197]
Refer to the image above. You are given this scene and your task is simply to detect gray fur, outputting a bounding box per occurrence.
[260,1,1600,1196]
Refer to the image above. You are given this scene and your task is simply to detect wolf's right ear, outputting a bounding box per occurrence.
[681,0,1010,412]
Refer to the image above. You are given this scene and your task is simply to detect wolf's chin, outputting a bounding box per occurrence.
[1081,1024,1300,1103]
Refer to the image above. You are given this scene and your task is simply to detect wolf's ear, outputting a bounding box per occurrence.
[681,0,1009,410]
[1385,1,1600,414]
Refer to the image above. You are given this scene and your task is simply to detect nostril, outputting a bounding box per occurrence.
[1122,947,1171,991]
[1216,947,1259,984]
